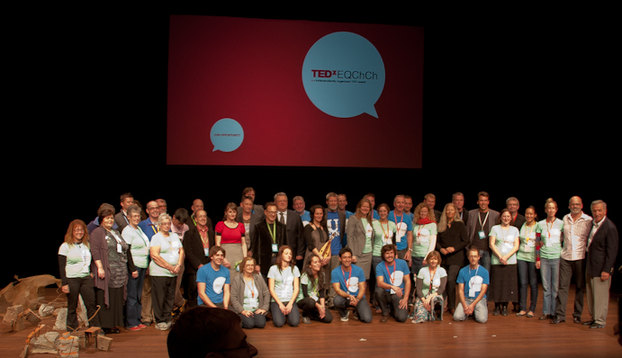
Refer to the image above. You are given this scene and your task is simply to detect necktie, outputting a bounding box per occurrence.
[279,212,285,224]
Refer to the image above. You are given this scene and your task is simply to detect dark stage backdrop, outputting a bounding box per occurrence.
[6,6,619,291]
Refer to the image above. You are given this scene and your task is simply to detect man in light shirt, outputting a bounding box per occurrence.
[552,196,593,324]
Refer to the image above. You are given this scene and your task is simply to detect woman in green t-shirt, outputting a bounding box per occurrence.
[516,206,540,318]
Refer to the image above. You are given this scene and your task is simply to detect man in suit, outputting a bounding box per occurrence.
[465,191,499,273]
[182,209,214,309]
[584,200,618,329]
[274,192,305,269]
[251,202,287,278]
[114,192,134,233]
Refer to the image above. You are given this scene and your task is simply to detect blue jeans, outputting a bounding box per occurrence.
[270,301,300,327]
[478,250,491,274]
[517,259,538,312]
[540,257,559,315]
[126,267,146,327]
[334,295,372,323]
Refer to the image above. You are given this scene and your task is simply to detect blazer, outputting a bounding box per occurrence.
[251,221,287,277]
[466,209,500,243]
[229,271,270,314]
[346,215,374,258]
[279,209,305,258]
[182,224,215,274]
[236,210,264,251]
[586,217,618,278]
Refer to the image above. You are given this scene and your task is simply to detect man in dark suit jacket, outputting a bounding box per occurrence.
[584,200,618,329]
[465,192,500,273]
[274,192,305,267]
[251,202,287,278]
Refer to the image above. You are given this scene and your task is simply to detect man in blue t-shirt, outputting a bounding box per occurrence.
[453,247,489,323]
[196,246,230,309]
[331,248,372,323]
[325,192,346,303]
[375,244,411,322]
[389,195,413,262]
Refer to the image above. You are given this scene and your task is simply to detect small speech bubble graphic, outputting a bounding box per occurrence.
[210,118,244,152]
[302,31,385,119]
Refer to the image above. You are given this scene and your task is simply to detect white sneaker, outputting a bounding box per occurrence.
[340,311,350,322]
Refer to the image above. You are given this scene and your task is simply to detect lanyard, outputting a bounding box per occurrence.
[267,222,276,243]
[478,211,490,230]
[341,266,352,287]
[385,261,396,284]
[380,220,390,239]
[244,278,256,298]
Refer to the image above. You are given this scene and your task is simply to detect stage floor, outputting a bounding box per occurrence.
[2,287,620,357]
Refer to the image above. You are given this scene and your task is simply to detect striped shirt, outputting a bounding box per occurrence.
[561,212,593,261]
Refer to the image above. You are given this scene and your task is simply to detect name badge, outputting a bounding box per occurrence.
[272,243,278,253]
[478,231,486,240]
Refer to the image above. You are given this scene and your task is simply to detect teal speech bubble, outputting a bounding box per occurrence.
[210,118,244,152]
[302,31,385,118]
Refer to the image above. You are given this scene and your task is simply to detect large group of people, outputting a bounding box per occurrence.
[57,189,618,335]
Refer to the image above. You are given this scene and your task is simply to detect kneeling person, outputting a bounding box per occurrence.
[331,248,372,323]
[453,246,489,323]
[374,244,410,322]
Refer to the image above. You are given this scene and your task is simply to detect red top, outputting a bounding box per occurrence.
[215,221,245,244]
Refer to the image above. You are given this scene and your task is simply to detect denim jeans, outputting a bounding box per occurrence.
[540,257,559,315]
[334,295,372,323]
[517,259,537,312]
[453,298,488,323]
[270,301,300,327]
[126,267,146,327]
[478,250,491,274]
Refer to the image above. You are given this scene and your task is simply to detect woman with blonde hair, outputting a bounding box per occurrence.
[436,203,469,315]
[58,219,100,330]
[346,198,374,280]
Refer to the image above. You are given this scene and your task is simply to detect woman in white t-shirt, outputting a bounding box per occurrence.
[149,213,184,330]
[489,209,520,316]
[58,219,100,330]
[267,245,300,327]
[413,251,447,323]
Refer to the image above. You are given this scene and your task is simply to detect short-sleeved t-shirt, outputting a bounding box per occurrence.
[490,225,520,265]
[267,265,300,303]
[196,263,231,305]
[517,222,540,262]
[296,272,321,302]
[457,265,490,299]
[122,225,150,268]
[371,220,397,256]
[538,218,564,259]
[58,242,91,278]
[389,211,412,251]
[412,222,437,258]
[375,258,410,294]
[331,264,366,297]
[417,266,447,297]
[149,232,182,277]
[215,222,245,244]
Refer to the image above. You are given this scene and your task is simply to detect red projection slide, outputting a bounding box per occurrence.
[167,15,423,168]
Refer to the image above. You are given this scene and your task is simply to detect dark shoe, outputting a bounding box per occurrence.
[582,320,595,326]
[573,316,582,324]
[493,307,500,316]
[539,314,550,320]
[380,316,388,323]
[590,323,605,329]
[501,306,508,316]
[103,327,120,334]
[550,317,565,324]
